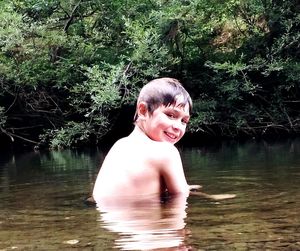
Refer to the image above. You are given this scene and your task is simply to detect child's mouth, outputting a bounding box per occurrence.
[165,132,177,141]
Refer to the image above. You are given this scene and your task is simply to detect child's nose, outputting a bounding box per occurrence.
[172,120,185,131]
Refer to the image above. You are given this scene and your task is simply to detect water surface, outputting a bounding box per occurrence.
[0,139,299,250]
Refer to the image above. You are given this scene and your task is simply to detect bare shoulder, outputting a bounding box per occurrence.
[156,141,179,153]
[107,134,180,163]
[148,141,180,161]
[102,136,132,161]
[108,136,130,150]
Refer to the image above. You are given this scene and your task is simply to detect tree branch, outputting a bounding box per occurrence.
[0,126,38,144]
[64,0,82,32]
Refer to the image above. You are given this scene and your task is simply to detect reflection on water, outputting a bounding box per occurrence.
[96,194,189,250]
[0,139,300,250]
[182,139,300,250]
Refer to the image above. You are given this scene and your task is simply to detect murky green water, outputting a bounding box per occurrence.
[0,139,299,250]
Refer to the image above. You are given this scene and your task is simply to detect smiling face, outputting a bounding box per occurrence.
[140,100,190,144]
[134,78,192,144]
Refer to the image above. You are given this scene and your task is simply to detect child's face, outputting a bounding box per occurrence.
[144,101,190,144]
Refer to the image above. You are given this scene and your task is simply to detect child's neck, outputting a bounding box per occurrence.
[131,125,152,142]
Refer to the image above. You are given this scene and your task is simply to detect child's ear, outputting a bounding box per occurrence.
[137,102,148,119]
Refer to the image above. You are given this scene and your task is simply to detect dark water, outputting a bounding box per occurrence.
[0,139,299,250]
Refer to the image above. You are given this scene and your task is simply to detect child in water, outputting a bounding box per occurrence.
[92,77,235,203]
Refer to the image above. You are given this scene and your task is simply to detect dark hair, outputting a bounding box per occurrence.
[134,78,192,122]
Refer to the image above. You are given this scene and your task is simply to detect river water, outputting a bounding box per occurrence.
[0,139,299,250]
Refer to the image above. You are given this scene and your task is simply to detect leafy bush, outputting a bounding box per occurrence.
[0,0,299,148]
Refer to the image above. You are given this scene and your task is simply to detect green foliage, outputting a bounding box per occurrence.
[0,0,299,148]
[186,0,300,137]
[41,119,109,149]
[0,107,7,128]
[0,7,24,51]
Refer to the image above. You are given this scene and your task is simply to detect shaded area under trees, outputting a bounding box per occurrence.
[0,0,299,149]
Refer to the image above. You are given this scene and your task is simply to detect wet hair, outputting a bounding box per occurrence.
[134,77,192,122]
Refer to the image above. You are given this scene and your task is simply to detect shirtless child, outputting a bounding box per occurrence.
[92,77,235,203]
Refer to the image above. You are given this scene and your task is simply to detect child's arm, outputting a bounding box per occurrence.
[189,184,202,190]
[188,181,236,200]
[190,191,236,200]
[159,144,190,196]
[158,144,236,200]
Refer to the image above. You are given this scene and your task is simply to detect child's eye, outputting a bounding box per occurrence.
[182,119,189,125]
[166,113,176,118]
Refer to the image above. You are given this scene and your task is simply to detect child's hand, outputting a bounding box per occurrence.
[189,184,202,191]
[207,193,236,200]
[190,191,236,200]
